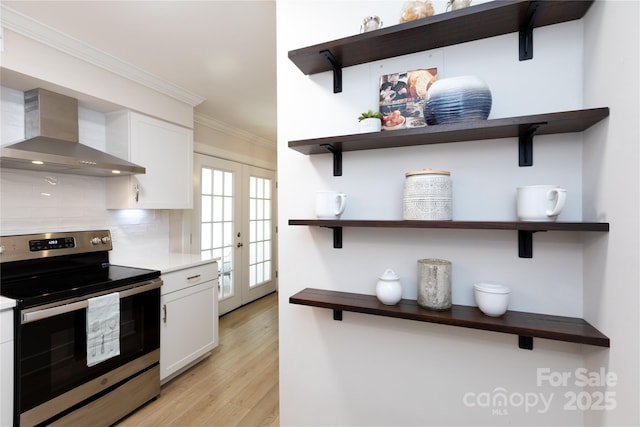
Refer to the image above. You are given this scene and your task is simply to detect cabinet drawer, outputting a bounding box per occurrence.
[161,262,218,295]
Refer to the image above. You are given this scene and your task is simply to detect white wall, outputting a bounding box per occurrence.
[277,1,637,425]
[582,1,640,426]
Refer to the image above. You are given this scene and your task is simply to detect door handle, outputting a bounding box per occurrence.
[163,304,167,323]
[237,242,243,248]
[21,279,162,324]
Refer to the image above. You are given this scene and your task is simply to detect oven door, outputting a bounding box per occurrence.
[15,279,161,426]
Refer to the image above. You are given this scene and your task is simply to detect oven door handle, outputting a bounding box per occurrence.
[21,279,162,324]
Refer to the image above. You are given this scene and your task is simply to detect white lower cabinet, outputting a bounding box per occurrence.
[1,302,15,427]
[160,262,218,383]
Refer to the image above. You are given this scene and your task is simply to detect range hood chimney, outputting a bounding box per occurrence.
[0,88,145,176]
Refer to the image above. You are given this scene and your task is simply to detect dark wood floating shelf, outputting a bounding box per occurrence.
[288,219,610,232]
[288,0,594,82]
[289,108,610,170]
[289,108,609,155]
[290,288,610,350]
[288,219,610,258]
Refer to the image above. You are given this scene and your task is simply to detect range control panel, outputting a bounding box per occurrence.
[29,237,76,252]
[0,230,112,263]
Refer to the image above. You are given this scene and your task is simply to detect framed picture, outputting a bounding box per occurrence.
[379,68,437,130]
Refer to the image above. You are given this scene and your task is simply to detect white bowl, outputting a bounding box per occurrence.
[473,283,511,317]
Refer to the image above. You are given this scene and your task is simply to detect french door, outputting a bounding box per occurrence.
[194,154,276,315]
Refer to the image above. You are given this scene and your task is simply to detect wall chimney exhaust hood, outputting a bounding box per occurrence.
[0,88,145,176]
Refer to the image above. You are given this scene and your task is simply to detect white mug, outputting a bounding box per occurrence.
[316,191,347,219]
[517,185,567,222]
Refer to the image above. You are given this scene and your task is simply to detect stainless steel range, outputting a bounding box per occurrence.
[0,230,162,427]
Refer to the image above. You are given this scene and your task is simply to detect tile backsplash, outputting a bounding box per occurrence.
[0,169,172,258]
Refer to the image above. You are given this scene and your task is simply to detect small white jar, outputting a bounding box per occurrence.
[376,269,402,305]
[403,168,452,220]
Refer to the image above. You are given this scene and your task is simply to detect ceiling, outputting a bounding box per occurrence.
[2,1,278,145]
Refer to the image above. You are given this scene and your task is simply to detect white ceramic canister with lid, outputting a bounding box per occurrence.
[403,168,452,220]
[376,269,402,305]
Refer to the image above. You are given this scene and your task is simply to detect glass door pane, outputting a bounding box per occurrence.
[241,165,277,303]
[200,166,237,306]
[248,176,272,288]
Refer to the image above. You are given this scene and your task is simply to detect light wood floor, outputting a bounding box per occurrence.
[116,292,279,427]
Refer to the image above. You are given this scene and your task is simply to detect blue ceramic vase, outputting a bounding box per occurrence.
[424,76,492,125]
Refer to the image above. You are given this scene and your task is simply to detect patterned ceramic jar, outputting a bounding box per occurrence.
[403,168,452,220]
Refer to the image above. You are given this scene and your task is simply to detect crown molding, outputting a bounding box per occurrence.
[194,112,276,149]
[0,4,206,107]
[194,143,276,171]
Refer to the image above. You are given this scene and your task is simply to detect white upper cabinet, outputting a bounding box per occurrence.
[106,111,193,209]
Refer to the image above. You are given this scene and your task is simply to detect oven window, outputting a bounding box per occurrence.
[18,288,160,413]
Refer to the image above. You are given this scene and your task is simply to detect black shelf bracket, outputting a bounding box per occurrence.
[321,143,342,176]
[519,123,544,166]
[320,226,343,248]
[518,230,546,258]
[331,227,343,248]
[518,335,534,350]
[333,309,343,321]
[519,1,540,60]
[320,49,342,93]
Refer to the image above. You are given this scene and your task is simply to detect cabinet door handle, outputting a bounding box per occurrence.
[134,184,140,203]
[187,274,201,281]
[162,304,167,323]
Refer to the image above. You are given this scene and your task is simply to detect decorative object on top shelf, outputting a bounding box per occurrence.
[403,169,452,220]
[424,76,492,125]
[474,283,511,317]
[358,110,383,133]
[360,16,383,33]
[376,269,403,305]
[516,185,567,222]
[447,0,471,11]
[417,259,452,310]
[379,69,437,130]
[400,0,435,23]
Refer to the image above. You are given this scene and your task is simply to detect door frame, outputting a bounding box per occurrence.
[192,153,277,315]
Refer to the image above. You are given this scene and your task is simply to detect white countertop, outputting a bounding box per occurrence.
[110,252,219,274]
[0,296,16,311]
